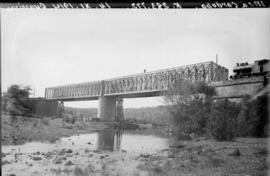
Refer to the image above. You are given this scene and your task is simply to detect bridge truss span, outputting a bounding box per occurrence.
[45,81,103,100]
[45,61,228,100]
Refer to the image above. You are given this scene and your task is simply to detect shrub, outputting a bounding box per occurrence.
[164,80,215,138]
[207,99,240,141]
[70,116,77,124]
[40,118,50,126]
[5,85,31,116]
[164,80,215,105]
[169,99,212,136]
[237,95,268,137]
[63,114,77,124]
[164,79,268,141]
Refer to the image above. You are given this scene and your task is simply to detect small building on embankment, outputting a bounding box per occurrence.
[211,59,269,102]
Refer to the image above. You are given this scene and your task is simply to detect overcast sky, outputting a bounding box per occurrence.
[1,8,270,108]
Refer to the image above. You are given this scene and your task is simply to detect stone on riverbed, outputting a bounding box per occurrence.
[59,148,73,155]
[65,161,75,166]
[54,159,63,164]
[2,160,11,165]
[66,149,73,153]
[32,156,42,161]
[100,155,106,159]
[140,154,151,158]
[2,152,6,157]
[54,156,67,164]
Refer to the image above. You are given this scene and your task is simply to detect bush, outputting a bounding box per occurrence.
[164,80,269,141]
[169,99,212,136]
[63,114,77,124]
[5,85,31,116]
[237,95,268,137]
[207,99,240,141]
[164,80,215,138]
[40,118,50,126]
[164,80,215,105]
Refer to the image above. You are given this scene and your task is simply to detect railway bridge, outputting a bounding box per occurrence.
[45,61,228,121]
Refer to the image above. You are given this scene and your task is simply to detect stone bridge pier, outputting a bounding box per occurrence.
[98,97,124,122]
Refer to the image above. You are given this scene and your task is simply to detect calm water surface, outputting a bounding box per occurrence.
[2,129,174,154]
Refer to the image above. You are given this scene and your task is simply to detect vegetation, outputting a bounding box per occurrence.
[64,106,171,125]
[207,99,240,141]
[63,113,77,124]
[3,85,32,116]
[237,95,268,137]
[164,80,268,141]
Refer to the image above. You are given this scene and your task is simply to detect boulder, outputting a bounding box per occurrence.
[32,156,42,161]
[66,149,73,153]
[2,160,11,165]
[65,161,74,166]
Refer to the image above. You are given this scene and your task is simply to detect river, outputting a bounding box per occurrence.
[2,128,174,176]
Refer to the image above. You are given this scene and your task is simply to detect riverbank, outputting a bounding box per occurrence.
[2,136,268,176]
[1,114,156,146]
[1,114,113,145]
[137,137,268,176]
[2,114,268,176]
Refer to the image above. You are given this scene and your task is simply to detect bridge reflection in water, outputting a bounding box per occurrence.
[97,130,123,151]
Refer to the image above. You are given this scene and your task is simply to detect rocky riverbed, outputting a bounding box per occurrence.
[1,114,268,176]
[2,137,268,176]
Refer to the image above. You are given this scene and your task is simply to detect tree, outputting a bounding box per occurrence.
[6,85,31,116]
[237,95,268,137]
[164,80,216,137]
[164,80,215,105]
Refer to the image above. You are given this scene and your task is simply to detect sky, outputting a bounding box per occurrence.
[1,8,270,108]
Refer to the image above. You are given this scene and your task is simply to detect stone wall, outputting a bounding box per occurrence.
[24,98,59,116]
[211,76,265,99]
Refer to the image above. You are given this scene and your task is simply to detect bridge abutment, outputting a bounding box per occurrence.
[98,96,116,122]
